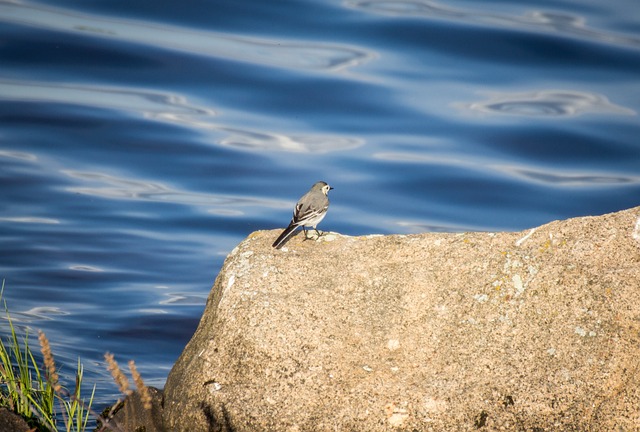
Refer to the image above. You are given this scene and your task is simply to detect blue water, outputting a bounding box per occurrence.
[1,0,639,411]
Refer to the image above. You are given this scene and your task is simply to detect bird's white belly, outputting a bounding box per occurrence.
[301,210,326,228]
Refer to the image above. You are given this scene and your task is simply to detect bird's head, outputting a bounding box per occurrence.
[315,181,333,196]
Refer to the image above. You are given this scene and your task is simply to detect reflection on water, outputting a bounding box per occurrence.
[207,208,245,216]
[218,127,363,153]
[7,307,70,324]
[0,1,373,72]
[374,152,640,187]
[458,90,635,117]
[0,79,216,127]
[0,80,363,154]
[62,170,287,208]
[0,216,60,224]
[159,292,208,306]
[506,168,638,186]
[0,149,39,161]
[137,308,170,315]
[348,0,640,48]
[69,265,104,272]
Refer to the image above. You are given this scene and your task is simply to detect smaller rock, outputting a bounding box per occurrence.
[100,387,164,432]
[0,407,30,432]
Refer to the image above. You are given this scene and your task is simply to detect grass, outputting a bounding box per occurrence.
[0,280,151,431]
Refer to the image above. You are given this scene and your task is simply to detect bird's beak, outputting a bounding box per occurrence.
[330,187,334,190]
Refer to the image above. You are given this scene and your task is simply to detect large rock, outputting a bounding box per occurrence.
[163,207,640,431]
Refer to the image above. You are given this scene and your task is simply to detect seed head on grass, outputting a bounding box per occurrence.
[105,352,131,397]
[38,331,61,393]
[129,360,152,410]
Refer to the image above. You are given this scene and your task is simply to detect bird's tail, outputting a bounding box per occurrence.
[272,222,299,249]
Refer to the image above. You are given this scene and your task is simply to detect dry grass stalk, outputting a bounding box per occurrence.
[38,331,61,393]
[128,360,152,410]
[104,352,131,397]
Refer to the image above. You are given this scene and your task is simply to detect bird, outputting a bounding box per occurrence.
[272,181,333,249]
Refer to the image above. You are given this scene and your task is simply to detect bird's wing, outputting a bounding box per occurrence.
[293,201,324,224]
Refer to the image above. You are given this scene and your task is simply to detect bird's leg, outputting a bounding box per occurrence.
[314,228,322,238]
[302,227,310,240]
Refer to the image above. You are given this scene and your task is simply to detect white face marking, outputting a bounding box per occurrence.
[322,184,331,195]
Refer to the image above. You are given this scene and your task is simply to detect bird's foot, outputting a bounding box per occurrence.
[301,228,324,241]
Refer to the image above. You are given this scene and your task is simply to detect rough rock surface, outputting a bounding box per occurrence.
[163,206,640,431]
[0,408,30,432]
[104,386,163,432]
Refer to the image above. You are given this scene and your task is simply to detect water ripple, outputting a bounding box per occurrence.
[0,149,38,161]
[159,292,207,306]
[218,127,364,154]
[0,1,373,71]
[347,0,640,49]
[505,167,638,186]
[7,307,70,324]
[62,169,287,208]
[0,216,60,224]
[0,80,363,154]
[458,89,635,117]
[0,79,216,126]
[69,265,104,272]
[373,152,640,187]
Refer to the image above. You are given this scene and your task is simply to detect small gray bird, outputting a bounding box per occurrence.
[272,181,333,249]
